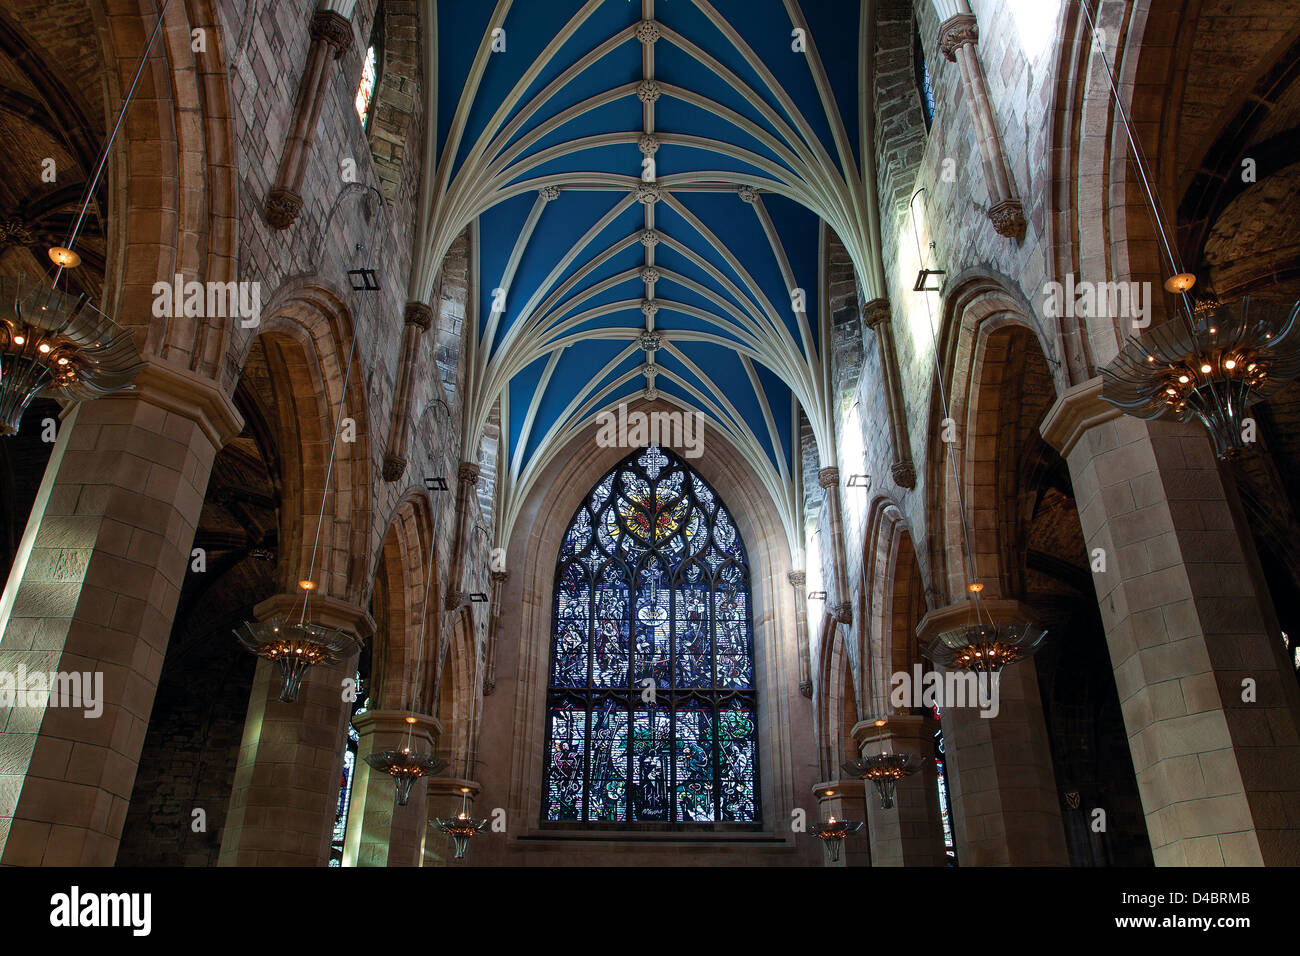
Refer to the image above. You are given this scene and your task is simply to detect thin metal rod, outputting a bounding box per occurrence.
[55,0,173,289]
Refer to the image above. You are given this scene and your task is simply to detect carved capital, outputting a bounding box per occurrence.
[988,198,1027,239]
[862,297,892,330]
[787,570,807,588]
[382,454,407,482]
[832,601,853,624]
[264,186,303,230]
[817,466,840,490]
[938,13,978,61]
[404,300,434,331]
[490,569,510,584]
[458,461,481,486]
[445,588,465,610]
[891,458,917,489]
[311,9,354,58]
[799,679,813,698]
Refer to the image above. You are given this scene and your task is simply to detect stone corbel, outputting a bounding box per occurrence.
[482,569,509,695]
[382,300,437,481]
[445,461,480,609]
[818,467,853,625]
[938,13,1027,240]
[861,298,917,488]
[264,6,355,229]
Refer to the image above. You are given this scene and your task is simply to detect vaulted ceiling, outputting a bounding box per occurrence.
[417,0,879,550]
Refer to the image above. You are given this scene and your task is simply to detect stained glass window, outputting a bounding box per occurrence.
[355,45,378,128]
[329,672,366,866]
[914,25,936,130]
[543,446,759,824]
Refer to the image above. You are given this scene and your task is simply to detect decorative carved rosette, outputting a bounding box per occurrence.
[638,134,660,155]
[737,185,759,204]
[635,20,661,44]
[639,229,660,247]
[636,81,662,104]
[640,299,659,317]
[636,183,662,204]
[539,185,562,202]
[638,329,662,352]
[640,266,661,284]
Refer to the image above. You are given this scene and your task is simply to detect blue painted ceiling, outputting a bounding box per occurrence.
[431,0,864,479]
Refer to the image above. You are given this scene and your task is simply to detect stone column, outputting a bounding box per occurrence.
[381,301,436,481]
[264,5,354,229]
[862,298,917,488]
[444,462,480,609]
[423,777,482,865]
[0,364,241,865]
[937,12,1027,239]
[789,571,812,697]
[917,599,1069,865]
[218,592,372,866]
[482,569,508,695]
[1041,378,1300,865]
[343,710,439,867]
[812,781,870,866]
[853,716,947,866]
[818,467,852,625]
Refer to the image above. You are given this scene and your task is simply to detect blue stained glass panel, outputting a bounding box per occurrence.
[543,446,759,824]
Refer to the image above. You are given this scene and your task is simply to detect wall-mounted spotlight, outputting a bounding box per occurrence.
[913,268,945,292]
[847,474,871,489]
[809,590,828,601]
[425,476,448,492]
[468,592,489,603]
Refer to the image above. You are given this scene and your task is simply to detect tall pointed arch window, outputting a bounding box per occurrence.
[354,5,383,129]
[543,446,760,824]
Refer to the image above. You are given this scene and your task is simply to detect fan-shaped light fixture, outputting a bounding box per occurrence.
[436,787,490,861]
[811,816,863,863]
[365,746,446,806]
[842,752,923,810]
[0,275,144,436]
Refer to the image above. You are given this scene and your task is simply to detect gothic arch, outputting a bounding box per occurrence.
[814,610,856,782]
[926,275,1061,604]
[435,604,479,780]
[482,398,814,856]
[371,491,437,712]
[860,499,927,718]
[234,281,373,604]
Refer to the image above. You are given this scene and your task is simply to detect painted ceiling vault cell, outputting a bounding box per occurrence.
[425,0,874,552]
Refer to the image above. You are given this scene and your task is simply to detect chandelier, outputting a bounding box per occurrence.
[843,752,923,810]
[0,275,144,435]
[811,816,863,863]
[233,614,361,703]
[1101,297,1300,459]
[435,787,489,861]
[366,750,445,807]
[924,617,1048,674]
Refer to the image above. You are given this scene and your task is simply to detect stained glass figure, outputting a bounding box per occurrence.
[543,446,759,824]
[355,45,378,128]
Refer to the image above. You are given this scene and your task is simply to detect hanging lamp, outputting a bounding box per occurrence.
[1072,1,1300,456]
[435,787,489,861]
[841,718,923,811]
[811,815,863,863]
[908,193,1049,676]
[0,1,175,435]
[233,194,379,701]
